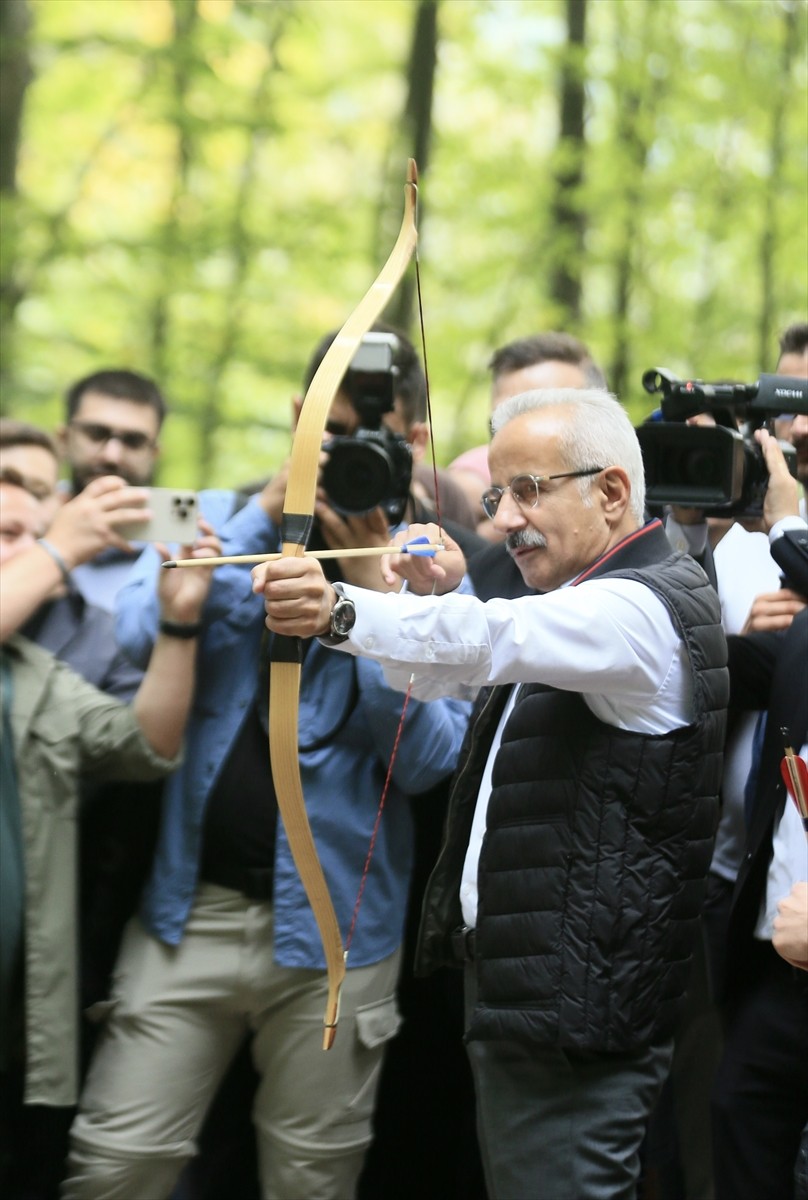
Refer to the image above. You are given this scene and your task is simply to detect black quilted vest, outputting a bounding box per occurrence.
[415,520,728,1052]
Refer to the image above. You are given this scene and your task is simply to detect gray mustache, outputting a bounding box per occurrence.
[506,530,547,556]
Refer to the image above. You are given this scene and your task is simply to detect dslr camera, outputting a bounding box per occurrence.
[321,332,413,525]
[637,368,806,516]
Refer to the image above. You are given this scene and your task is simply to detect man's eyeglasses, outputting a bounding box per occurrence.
[480,467,603,520]
[70,420,155,452]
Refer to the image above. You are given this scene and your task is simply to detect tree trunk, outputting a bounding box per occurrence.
[385,0,438,335]
[607,0,665,400]
[0,0,32,410]
[549,0,587,322]
[758,2,796,369]
[195,16,288,489]
[150,0,199,383]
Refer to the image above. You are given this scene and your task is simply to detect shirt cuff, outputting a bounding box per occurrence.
[769,515,808,543]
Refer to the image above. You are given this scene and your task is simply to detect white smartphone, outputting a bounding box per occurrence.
[118,488,199,544]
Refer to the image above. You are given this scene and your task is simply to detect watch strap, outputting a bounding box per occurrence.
[322,583,355,645]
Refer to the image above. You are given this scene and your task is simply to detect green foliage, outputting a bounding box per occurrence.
[2,0,806,486]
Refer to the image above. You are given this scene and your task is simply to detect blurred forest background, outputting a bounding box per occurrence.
[1,0,806,488]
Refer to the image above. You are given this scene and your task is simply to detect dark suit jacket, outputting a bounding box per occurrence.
[723,605,808,996]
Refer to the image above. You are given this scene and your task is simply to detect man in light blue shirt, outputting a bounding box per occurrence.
[64,347,471,1200]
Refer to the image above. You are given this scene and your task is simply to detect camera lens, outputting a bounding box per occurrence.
[322,440,394,515]
[675,447,724,488]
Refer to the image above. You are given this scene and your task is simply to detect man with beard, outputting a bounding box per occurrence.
[710,428,808,1200]
[254,387,729,1200]
[54,371,169,1115]
[57,369,166,612]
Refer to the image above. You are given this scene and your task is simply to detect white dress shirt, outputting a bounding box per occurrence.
[333,575,697,927]
[754,765,808,942]
[711,523,783,883]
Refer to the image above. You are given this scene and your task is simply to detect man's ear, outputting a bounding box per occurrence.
[291,395,303,431]
[407,420,429,464]
[598,466,631,521]
[55,424,69,459]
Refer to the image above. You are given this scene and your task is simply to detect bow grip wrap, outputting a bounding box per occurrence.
[271,632,304,666]
[269,511,317,667]
[282,511,315,547]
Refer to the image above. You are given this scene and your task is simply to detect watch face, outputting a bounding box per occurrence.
[331,597,356,637]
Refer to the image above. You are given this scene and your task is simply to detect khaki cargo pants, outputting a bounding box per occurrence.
[63,884,401,1200]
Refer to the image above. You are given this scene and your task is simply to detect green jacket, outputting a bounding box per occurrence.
[5,634,178,1106]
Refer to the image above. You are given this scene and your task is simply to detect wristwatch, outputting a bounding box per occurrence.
[324,585,356,644]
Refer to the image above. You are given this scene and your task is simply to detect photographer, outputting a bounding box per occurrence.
[55,369,168,613]
[638,339,808,1198]
[63,333,473,1200]
[253,324,484,561]
[712,428,808,1200]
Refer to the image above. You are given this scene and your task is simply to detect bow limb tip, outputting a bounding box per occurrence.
[322,979,344,1051]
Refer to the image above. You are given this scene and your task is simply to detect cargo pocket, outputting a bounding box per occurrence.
[339,994,403,1127]
[355,993,402,1050]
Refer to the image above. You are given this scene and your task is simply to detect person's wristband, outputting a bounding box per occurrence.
[37,538,71,585]
[158,619,202,639]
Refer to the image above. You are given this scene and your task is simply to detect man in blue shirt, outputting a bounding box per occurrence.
[64,341,471,1200]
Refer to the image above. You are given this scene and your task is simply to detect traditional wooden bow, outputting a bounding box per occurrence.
[269,160,419,1049]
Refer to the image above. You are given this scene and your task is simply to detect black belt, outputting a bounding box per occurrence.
[449,926,477,963]
[201,863,274,902]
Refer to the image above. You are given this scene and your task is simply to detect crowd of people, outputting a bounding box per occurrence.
[0,320,806,1200]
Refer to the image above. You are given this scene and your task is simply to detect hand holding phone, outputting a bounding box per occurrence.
[117,488,199,543]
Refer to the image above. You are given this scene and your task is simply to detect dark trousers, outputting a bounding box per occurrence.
[643,920,723,1200]
[712,940,808,1200]
[0,1064,73,1200]
[464,965,672,1200]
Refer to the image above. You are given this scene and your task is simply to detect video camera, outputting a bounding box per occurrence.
[637,368,806,515]
[321,332,413,525]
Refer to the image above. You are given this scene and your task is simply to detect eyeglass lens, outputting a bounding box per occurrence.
[481,474,538,518]
[72,422,151,451]
[481,468,603,519]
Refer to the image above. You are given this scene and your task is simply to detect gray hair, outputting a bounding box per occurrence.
[490,388,646,523]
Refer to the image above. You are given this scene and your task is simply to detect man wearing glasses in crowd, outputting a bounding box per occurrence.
[54,370,170,1109]
[57,369,166,612]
